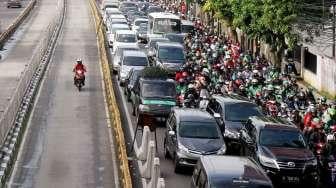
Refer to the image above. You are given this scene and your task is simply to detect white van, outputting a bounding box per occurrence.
[101,0,119,10]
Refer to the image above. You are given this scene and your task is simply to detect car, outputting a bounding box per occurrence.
[146,5,164,15]
[164,108,226,172]
[118,51,149,86]
[131,18,148,31]
[131,75,176,125]
[106,14,127,31]
[181,20,194,34]
[7,0,22,8]
[124,69,142,101]
[112,44,139,73]
[126,11,145,24]
[150,42,185,72]
[107,24,130,47]
[119,1,138,9]
[136,23,148,43]
[239,116,318,186]
[191,155,274,188]
[112,30,137,53]
[163,33,185,44]
[103,8,122,25]
[109,18,128,26]
[101,0,119,10]
[206,95,264,153]
[146,37,169,53]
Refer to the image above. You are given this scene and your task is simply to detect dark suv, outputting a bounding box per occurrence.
[206,95,264,153]
[131,77,176,126]
[191,155,273,188]
[239,116,318,186]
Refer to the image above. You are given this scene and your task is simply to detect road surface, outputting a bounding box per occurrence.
[9,0,118,187]
[0,0,30,33]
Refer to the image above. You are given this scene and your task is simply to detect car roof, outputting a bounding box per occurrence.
[109,14,125,19]
[123,50,147,57]
[157,42,184,48]
[173,108,215,122]
[148,12,180,20]
[111,24,129,28]
[116,30,135,34]
[181,20,193,26]
[134,18,148,22]
[212,94,251,105]
[105,8,120,12]
[200,156,271,183]
[116,43,139,49]
[249,116,298,131]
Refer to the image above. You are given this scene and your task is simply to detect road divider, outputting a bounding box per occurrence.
[88,0,132,187]
[0,0,36,51]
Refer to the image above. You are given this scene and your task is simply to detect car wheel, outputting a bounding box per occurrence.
[174,153,181,173]
[132,104,136,116]
[164,138,170,159]
[239,145,245,156]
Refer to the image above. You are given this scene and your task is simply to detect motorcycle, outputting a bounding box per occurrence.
[74,69,85,91]
[199,89,210,110]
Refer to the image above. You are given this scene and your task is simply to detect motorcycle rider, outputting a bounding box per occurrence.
[73,58,86,85]
[308,118,327,154]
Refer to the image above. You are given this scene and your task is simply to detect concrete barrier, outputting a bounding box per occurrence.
[139,141,155,179]
[142,158,165,188]
[136,126,151,161]
[89,0,132,187]
[0,0,36,50]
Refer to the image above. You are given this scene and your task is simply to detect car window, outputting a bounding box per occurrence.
[178,121,220,139]
[171,116,177,131]
[135,20,148,26]
[158,47,184,60]
[259,129,306,148]
[123,56,148,66]
[117,34,136,43]
[141,82,176,98]
[225,103,262,121]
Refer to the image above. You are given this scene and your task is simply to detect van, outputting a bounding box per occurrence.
[191,155,273,188]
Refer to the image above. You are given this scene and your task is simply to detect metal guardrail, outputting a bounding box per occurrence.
[0,0,66,185]
[0,0,36,50]
[88,0,132,187]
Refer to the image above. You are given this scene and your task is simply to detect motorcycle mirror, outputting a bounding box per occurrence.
[168,130,175,136]
[214,113,221,118]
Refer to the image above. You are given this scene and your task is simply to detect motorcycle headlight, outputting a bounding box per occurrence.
[139,104,150,111]
[217,144,227,155]
[259,154,279,169]
[306,158,318,166]
[178,143,189,153]
[224,129,240,139]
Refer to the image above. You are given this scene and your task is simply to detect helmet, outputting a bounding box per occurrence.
[76,58,82,63]
[328,108,336,116]
[252,79,258,84]
[311,118,322,129]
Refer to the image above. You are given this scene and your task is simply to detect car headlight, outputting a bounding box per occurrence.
[306,158,318,166]
[178,143,189,153]
[139,104,150,111]
[224,129,240,139]
[217,144,227,155]
[259,153,279,169]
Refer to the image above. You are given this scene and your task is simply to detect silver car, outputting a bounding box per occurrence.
[112,44,140,73]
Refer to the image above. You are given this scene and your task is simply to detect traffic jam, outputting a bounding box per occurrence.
[102,0,336,187]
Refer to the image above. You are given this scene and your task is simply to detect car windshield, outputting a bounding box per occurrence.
[135,20,148,26]
[182,25,194,33]
[158,47,184,60]
[148,7,163,13]
[123,56,148,66]
[259,129,307,148]
[225,103,262,121]
[117,34,136,42]
[166,35,184,44]
[179,121,220,139]
[111,27,129,34]
[149,39,168,48]
[141,82,176,98]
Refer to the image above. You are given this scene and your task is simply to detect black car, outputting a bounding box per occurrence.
[164,108,226,172]
[146,5,163,15]
[191,155,273,188]
[164,33,185,45]
[239,116,318,186]
[149,42,185,72]
[124,69,142,101]
[131,76,176,126]
[206,95,264,153]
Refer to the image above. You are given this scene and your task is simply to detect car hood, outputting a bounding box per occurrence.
[121,65,144,73]
[224,121,244,132]
[179,137,223,153]
[260,146,314,161]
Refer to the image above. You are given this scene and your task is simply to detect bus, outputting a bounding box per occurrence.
[148,12,181,35]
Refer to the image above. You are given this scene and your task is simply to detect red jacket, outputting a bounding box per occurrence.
[73,63,86,72]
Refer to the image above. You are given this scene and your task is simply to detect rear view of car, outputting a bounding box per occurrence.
[7,0,22,8]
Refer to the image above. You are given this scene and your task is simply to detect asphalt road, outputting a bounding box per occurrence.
[9,0,118,187]
[110,57,191,187]
[0,0,30,33]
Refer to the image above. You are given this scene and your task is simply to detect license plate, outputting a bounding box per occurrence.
[283,176,300,183]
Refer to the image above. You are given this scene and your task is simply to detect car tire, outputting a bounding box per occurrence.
[164,138,170,159]
[239,145,245,156]
[132,104,136,116]
[174,153,181,173]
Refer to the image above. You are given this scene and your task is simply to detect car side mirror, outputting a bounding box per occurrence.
[168,130,175,136]
[148,51,154,57]
[213,113,221,118]
[145,45,149,48]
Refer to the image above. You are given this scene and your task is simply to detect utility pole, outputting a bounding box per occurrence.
[333,0,336,58]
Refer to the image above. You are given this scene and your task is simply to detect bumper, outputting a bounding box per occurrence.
[176,151,200,167]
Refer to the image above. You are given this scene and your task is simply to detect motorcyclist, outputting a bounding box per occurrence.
[308,118,327,154]
[247,79,262,99]
[73,58,86,85]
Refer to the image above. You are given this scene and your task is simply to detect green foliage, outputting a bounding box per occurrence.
[202,0,233,21]
[140,66,170,79]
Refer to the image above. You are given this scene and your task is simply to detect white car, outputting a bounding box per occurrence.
[106,14,126,30]
[108,24,130,48]
[112,30,138,53]
[118,50,149,85]
[112,44,140,72]
[131,18,148,31]
[103,8,122,25]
